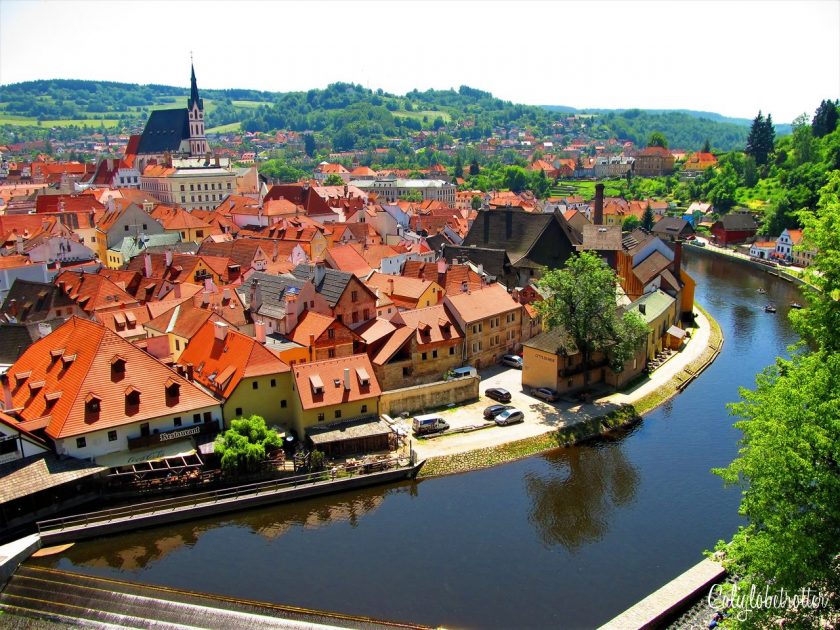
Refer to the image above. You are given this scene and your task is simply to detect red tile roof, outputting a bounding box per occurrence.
[444,283,520,322]
[291,354,380,410]
[55,270,141,313]
[6,317,220,439]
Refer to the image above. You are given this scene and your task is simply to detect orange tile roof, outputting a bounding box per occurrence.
[151,204,213,231]
[292,354,380,410]
[371,326,414,365]
[444,283,520,323]
[393,304,463,346]
[178,320,289,399]
[355,317,397,345]
[93,305,152,338]
[55,270,141,313]
[7,317,220,439]
[326,244,372,277]
[401,260,482,295]
[288,311,337,346]
[365,272,440,307]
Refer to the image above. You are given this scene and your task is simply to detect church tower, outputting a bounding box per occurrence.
[187,62,208,156]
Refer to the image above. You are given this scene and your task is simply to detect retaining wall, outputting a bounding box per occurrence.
[379,376,480,417]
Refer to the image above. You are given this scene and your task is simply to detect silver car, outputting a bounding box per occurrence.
[500,354,523,369]
[495,409,525,426]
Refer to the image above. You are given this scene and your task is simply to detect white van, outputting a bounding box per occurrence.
[412,414,450,436]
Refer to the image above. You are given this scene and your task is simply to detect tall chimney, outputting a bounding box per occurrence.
[672,240,683,278]
[144,252,153,278]
[1,374,13,411]
[343,367,351,390]
[186,362,194,381]
[165,249,173,267]
[255,320,266,344]
[15,234,24,255]
[249,278,262,312]
[38,322,52,338]
[222,287,231,302]
[387,277,395,295]
[594,183,604,225]
[284,293,298,333]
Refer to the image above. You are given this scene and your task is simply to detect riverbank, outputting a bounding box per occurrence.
[419,304,723,477]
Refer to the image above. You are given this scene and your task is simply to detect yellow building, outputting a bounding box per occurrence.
[289,354,381,438]
[626,289,680,361]
[177,320,294,428]
[140,158,238,211]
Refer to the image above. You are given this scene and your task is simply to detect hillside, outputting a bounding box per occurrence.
[0,78,770,151]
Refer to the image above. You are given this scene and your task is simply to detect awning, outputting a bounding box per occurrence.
[96,439,197,469]
[308,419,393,446]
[667,325,687,339]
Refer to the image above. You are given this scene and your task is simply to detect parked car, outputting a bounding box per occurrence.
[495,409,525,426]
[485,387,512,403]
[500,354,523,369]
[412,414,450,436]
[483,404,514,420]
[448,366,478,379]
[532,387,560,402]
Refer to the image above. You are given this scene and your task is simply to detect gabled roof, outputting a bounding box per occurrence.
[652,216,694,236]
[178,320,289,400]
[239,271,308,320]
[291,354,380,410]
[523,326,578,355]
[365,272,440,308]
[264,184,334,217]
[579,224,623,252]
[290,263,355,308]
[7,317,220,439]
[442,244,510,281]
[393,304,463,346]
[401,260,483,295]
[633,251,673,286]
[622,229,657,256]
[288,311,346,346]
[371,327,414,365]
[627,289,676,323]
[137,108,190,154]
[197,240,267,270]
[93,305,152,338]
[717,213,757,231]
[0,323,35,364]
[151,205,213,231]
[145,301,223,339]
[1,279,75,323]
[445,283,520,323]
[54,270,140,313]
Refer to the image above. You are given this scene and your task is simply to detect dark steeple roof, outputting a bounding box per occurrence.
[136,108,189,154]
[188,63,203,111]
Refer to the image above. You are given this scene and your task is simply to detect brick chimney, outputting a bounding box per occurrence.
[255,320,266,344]
[672,240,682,278]
[594,183,604,225]
[144,252,153,278]
[214,321,229,341]
[249,278,262,313]
[165,249,173,267]
[343,367,351,390]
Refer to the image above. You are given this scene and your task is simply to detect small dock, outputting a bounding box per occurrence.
[37,458,424,545]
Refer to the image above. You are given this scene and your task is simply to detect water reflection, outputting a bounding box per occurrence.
[40,485,404,571]
[525,439,639,551]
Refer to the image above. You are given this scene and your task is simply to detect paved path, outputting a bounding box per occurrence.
[411,309,712,459]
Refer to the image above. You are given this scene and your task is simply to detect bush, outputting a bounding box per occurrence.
[214,415,282,476]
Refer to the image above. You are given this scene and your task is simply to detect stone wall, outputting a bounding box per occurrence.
[379,376,480,417]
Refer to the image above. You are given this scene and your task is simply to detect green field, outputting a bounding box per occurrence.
[393,109,452,122]
[0,115,121,128]
[550,179,626,199]
[231,100,266,109]
[206,122,242,134]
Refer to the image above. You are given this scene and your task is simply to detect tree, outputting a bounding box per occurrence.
[323,173,345,187]
[214,415,283,476]
[303,133,317,157]
[713,179,840,627]
[503,166,528,193]
[641,203,655,231]
[701,138,711,153]
[647,131,668,149]
[535,252,649,387]
[471,194,483,211]
[399,190,423,202]
[745,110,775,166]
[453,155,464,179]
[791,112,814,166]
[812,99,839,138]
[469,158,480,176]
[622,215,641,232]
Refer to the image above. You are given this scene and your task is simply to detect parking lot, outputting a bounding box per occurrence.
[408,363,625,459]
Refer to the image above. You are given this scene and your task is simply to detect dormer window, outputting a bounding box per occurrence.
[61,353,77,366]
[111,355,127,375]
[125,386,141,406]
[165,378,180,399]
[85,393,101,414]
[355,367,371,387]
[309,374,324,395]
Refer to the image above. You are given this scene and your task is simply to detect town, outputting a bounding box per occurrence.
[0,63,825,538]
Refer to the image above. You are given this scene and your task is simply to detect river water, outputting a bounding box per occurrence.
[34,250,804,629]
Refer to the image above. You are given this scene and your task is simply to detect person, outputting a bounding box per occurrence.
[330,466,337,479]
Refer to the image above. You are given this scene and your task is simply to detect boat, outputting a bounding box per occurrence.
[757,288,767,294]
[764,304,777,313]
[790,302,803,309]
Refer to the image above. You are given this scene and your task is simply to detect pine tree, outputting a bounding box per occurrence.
[469,158,480,176]
[746,111,774,166]
[453,155,463,179]
[812,99,839,138]
[701,138,711,153]
[641,204,655,231]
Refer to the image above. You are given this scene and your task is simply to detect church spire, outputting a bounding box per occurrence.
[188,58,203,112]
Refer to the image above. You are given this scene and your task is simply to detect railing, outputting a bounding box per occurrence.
[37,455,413,535]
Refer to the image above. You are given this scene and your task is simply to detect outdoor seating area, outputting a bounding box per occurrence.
[645,348,677,373]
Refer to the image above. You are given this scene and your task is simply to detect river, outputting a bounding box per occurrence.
[33,250,805,629]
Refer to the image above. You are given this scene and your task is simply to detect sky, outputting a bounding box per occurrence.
[1,0,839,123]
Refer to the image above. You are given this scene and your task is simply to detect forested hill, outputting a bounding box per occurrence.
[0,78,773,151]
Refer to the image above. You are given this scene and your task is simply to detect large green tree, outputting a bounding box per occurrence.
[535,252,649,386]
[323,173,346,186]
[214,415,283,476]
[713,178,840,627]
[812,99,839,138]
[641,203,655,231]
[647,131,669,149]
[745,110,775,166]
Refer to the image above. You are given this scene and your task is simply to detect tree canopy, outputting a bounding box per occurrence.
[812,99,839,138]
[745,110,775,166]
[713,178,840,626]
[535,252,649,383]
[214,415,283,476]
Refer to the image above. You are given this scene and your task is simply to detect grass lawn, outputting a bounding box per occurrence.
[393,109,452,122]
[0,116,121,128]
[551,179,626,199]
[232,100,266,109]
[206,122,241,134]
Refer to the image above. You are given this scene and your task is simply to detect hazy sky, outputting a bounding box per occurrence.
[1,0,838,123]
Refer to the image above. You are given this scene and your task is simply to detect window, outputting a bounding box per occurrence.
[361,404,367,413]
[252,381,259,390]
[281,399,287,408]
[432,350,438,358]
[108,430,117,442]
[351,290,358,302]
[143,224,148,230]
[403,366,412,377]
[318,412,325,422]
[328,348,336,358]
[449,346,455,355]
[271,379,277,388]
[204,412,211,423]
[181,196,186,203]
[140,422,150,436]
[363,309,370,320]
[180,185,185,191]
[327,329,335,339]
[204,183,209,191]
[334,409,342,419]
[422,352,428,360]
[227,183,232,189]
[190,184,194,191]
[76,437,86,448]
[235,407,242,417]
[193,413,201,424]
[174,416,182,427]
[175,339,180,351]
[124,225,129,231]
